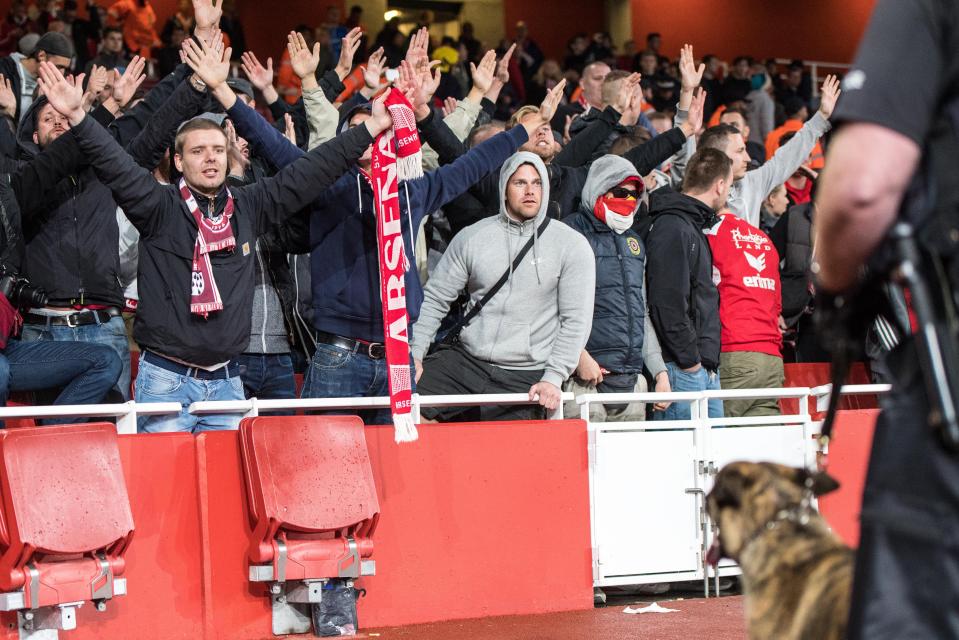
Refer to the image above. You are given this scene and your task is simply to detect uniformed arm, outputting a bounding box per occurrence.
[814,123,918,292]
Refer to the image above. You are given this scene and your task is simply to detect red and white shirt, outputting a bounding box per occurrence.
[706,213,783,357]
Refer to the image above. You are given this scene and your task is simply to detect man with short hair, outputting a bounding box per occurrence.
[646,148,733,420]
[34,37,393,433]
[550,60,609,131]
[692,74,840,228]
[0,31,73,124]
[719,105,764,167]
[412,151,596,421]
[85,27,129,75]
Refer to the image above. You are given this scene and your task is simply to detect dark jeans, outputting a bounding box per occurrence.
[237,353,296,415]
[0,338,122,423]
[417,344,545,422]
[301,342,415,425]
[20,315,132,401]
[848,339,959,639]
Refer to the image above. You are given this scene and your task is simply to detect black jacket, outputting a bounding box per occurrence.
[68,114,373,366]
[645,189,721,371]
[564,208,648,374]
[0,174,22,271]
[11,66,203,309]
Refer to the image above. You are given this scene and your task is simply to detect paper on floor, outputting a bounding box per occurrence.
[623,602,680,614]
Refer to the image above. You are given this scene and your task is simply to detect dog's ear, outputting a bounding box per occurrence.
[794,468,841,496]
[809,471,840,496]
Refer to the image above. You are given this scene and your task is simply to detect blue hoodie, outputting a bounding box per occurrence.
[227,100,530,343]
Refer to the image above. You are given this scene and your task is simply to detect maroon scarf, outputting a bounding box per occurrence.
[179,178,235,318]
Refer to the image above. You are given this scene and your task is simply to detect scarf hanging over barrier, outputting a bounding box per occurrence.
[179,178,235,318]
[370,89,422,443]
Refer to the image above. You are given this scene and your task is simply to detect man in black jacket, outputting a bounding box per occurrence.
[35,37,392,433]
[645,147,733,421]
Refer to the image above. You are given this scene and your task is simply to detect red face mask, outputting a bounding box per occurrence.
[593,196,638,223]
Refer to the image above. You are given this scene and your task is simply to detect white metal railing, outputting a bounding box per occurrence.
[773,58,853,97]
[582,383,887,595]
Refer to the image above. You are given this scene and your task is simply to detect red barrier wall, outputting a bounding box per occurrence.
[0,420,591,640]
[819,410,878,549]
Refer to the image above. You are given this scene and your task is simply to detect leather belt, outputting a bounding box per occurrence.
[316,331,386,359]
[143,351,240,380]
[24,308,121,328]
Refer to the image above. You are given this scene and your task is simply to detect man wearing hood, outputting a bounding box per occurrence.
[411,151,595,421]
[221,64,568,425]
[562,155,670,421]
[646,147,733,420]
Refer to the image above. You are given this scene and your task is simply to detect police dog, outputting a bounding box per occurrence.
[705,462,854,640]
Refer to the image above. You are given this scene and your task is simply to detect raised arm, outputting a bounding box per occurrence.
[749,75,839,197]
[624,88,703,175]
[37,63,173,237]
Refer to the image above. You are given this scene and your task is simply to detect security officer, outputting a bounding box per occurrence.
[814,0,959,637]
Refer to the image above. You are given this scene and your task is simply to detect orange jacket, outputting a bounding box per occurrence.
[108,0,159,58]
[765,118,825,169]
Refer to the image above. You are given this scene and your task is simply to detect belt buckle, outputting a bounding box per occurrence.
[368,343,385,359]
[65,313,79,328]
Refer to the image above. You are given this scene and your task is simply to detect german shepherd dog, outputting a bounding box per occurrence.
[705,462,854,640]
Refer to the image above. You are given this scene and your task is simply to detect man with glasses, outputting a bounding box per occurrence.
[562,155,671,421]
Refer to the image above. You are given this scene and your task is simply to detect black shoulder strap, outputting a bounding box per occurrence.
[457,216,552,331]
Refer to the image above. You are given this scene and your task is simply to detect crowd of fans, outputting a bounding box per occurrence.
[0,0,862,429]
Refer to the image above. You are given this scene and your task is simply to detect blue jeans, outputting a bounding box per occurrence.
[301,343,414,425]
[134,355,244,433]
[237,353,296,414]
[21,316,131,401]
[653,362,724,421]
[0,338,122,422]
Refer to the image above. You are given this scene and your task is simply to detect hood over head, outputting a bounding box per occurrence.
[580,154,642,213]
[498,151,550,226]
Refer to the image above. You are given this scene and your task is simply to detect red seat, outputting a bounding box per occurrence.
[0,423,133,610]
[239,416,379,583]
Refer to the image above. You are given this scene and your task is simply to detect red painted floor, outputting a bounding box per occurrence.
[364,596,747,640]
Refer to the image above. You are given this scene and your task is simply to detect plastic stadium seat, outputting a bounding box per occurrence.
[0,423,133,634]
[240,415,378,581]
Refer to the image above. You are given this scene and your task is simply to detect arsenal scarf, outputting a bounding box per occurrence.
[179,178,236,318]
[370,89,422,443]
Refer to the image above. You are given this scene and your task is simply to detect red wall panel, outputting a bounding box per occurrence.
[502,0,605,60]
[630,0,877,63]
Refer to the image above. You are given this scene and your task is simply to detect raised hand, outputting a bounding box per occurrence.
[679,43,705,92]
[108,55,147,108]
[0,75,15,119]
[224,119,249,176]
[335,26,363,81]
[397,59,440,111]
[495,43,516,85]
[192,0,223,31]
[82,64,108,110]
[36,62,85,125]
[364,90,393,138]
[536,77,566,126]
[469,49,497,94]
[361,46,385,92]
[612,72,642,116]
[618,83,645,127]
[683,87,706,136]
[404,27,430,73]
[818,74,841,119]
[441,96,457,118]
[182,37,232,90]
[288,31,320,80]
[283,113,296,144]
[241,51,274,90]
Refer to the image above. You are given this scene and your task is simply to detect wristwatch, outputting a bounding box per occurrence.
[189,75,207,92]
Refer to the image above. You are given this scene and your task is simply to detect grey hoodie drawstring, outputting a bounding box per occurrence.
[532,222,541,284]
[356,173,363,214]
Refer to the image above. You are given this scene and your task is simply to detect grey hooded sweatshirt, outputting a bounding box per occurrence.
[411,152,596,388]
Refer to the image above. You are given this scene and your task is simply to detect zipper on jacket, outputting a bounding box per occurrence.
[618,251,633,367]
[289,254,317,354]
[71,175,85,306]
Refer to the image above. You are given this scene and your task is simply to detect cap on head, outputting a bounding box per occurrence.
[226,77,255,101]
[32,31,74,59]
